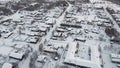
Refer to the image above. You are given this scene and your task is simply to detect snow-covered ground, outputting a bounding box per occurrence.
[0,0,120,68]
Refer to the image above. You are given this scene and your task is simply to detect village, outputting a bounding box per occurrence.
[0,0,120,68]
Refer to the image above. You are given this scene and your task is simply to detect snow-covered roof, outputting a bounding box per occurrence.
[26,37,38,43]
[45,18,55,24]
[111,58,120,63]
[39,27,47,32]
[15,44,24,49]
[90,0,104,3]
[43,46,57,53]
[64,42,101,68]
[111,53,120,59]
[37,55,47,62]
[9,51,25,60]
[14,35,28,41]
[111,53,120,63]
[2,63,12,68]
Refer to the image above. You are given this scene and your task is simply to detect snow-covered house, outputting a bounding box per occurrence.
[45,18,55,25]
[9,50,25,60]
[111,53,120,63]
[26,36,39,44]
[37,55,47,63]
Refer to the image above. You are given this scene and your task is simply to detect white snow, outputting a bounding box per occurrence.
[2,63,13,68]
[0,46,13,56]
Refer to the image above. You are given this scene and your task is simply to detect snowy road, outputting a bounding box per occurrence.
[104,7,120,34]
[101,53,117,68]
[18,53,32,68]
[34,0,73,51]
